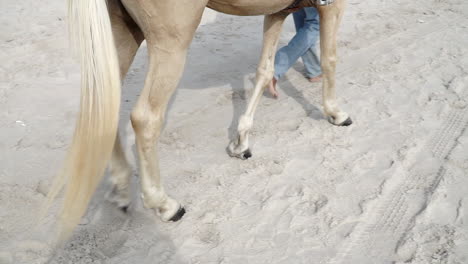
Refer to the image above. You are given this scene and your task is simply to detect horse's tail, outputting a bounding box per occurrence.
[45,0,120,241]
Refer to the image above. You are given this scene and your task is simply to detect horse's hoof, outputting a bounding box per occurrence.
[241,149,252,160]
[329,116,353,127]
[169,206,186,222]
[119,205,129,213]
[227,144,252,160]
[107,186,131,213]
[338,117,353,126]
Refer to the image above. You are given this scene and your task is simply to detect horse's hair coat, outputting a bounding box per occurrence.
[44,0,349,242]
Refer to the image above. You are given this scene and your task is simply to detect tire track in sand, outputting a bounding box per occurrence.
[330,99,468,263]
[278,18,465,263]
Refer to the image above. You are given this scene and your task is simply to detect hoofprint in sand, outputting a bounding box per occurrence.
[1,0,467,263]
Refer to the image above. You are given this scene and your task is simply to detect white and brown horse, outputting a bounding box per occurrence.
[47,0,351,240]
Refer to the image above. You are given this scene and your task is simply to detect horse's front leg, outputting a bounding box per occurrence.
[228,13,288,159]
[318,0,352,126]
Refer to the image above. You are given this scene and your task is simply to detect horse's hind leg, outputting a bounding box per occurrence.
[228,13,288,159]
[107,0,144,210]
[318,0,352,126]
[122,0,207,221]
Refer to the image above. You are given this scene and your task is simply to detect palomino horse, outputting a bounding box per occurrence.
[47,0,351,240]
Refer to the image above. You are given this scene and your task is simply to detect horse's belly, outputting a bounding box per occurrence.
[207,0,292,16]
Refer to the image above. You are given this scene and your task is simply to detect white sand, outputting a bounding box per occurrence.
[1,0,468,263]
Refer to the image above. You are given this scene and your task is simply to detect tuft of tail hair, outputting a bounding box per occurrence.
[43,0,121,242]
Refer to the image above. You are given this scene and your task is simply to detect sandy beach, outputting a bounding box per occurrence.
[1,0,467,263]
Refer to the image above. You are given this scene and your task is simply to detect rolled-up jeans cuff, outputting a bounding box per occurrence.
[306,71,322,79]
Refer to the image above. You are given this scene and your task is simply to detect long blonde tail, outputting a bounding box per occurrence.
[46,0,120,241]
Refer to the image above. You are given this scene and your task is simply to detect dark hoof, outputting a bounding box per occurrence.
[169,207,186,222]
[329,116,353,127]
[241,149,252,160]
[227,145,252,160]
[120,205,129,213]
[339,117,353,126]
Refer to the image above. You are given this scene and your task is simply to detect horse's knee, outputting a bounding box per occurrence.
[130,109,145,134]
[321,56,337,71]
[131,106,164,145]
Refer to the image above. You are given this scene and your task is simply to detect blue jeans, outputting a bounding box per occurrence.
[274,7,321,80]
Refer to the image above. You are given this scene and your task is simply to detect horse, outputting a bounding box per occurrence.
[46,0,351,240]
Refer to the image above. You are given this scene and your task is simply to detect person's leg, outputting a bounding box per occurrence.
[272,10,304,83]
[293,9,306,31]
[273,7,321,81]
[302,47,322,80]
[268,9,306,97]
[301,8,322,80]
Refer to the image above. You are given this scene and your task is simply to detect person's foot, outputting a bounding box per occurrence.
[267,77,278,99]
[308,74,322,83]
